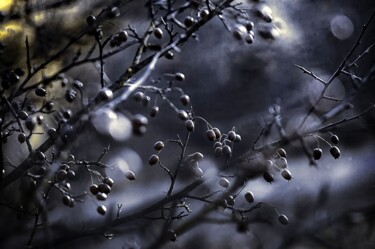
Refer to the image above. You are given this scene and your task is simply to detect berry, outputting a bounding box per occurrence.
[174,72,185,81]
[153,27,163,39]
[277,148,287,158]
[226,195,235,206]
[330,146,341,159]
[25,117,36,130]
[18,111,28,120]
[86,15,96,25]
[192,152,204,161]
[125,170,136,181]
[244,191,254,203]
[331,135,339,144]
[150,106,159,117]
[96,192,107,201]
[103,177,114,187]
[90,184,99,195]
[56,169,68,181]
[214,147,223,157]
[278,214,289,225]
[97,205,107,215]
[234,134,242,143]
[133,91,144,102]
[184,16,196,27]
[212,128,221,139]
[281,169,292,181]
[167,230,177,242]
[206,129,216,141]
[222,145,232,158]
[199,9,210,19]
[185,120,195,132]
[142,95,151,107]
[99,88,113,101]
[245,33,254,44]
[149,154,159,165]
[219,177,230,188]
[245,21,254,31]
[118,30,128,42]
[62,195,73,207]
[214,142,222,148]
[180,94,190,106]
[98,183,111,194]
[165,51,174,60]
[35,87,47,97]
[312,148,323,160]
[18,133,26,143]
[277,157,288,168]
[263,171,274,183]
[177,110,189,120]
[227,131,236,141]
[153,141,165,151]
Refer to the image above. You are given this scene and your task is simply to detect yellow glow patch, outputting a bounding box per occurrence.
[0,0,13,11]
[0,22,23,39]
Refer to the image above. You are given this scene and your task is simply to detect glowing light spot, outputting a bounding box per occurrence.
[330,15,354,40]
[0,0,13,11]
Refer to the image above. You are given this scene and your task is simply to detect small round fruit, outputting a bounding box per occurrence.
[167,230,177,242]
[330,146,341,159]
[18,111,28,120]
[67,170,75,179]
[56,169,68,181]
[263,171,274,183]
[177,110,189,120]
[244,191,255,203]
[184,16,196,27]
[227,131,236,141]
[62,195,73,207]
[331,135,339,144]
[214,142,222,148]
[185,120,195,132]
[153,27,163,39]
[281,169,292,181]
[133,91,144,102]
[234,134,242,143]
[278,214,289,225]
[312,148,323,160]
[118,30,128,42]
[277,148,287,158]
[96,192,108,201]
[35,87,47,97]
[142,95,151,107]
[174,72,185,81]
[165,50,174,60]
[25,117,36,131]
[98,183,111,194]
[18,133,26,143]
[212,128,221,139]
[245,33,254,44]
[153,141,165,151]
[90,184,99,195]
[150,106,159,117]
[277,157,288,168]
[206,129,216,141]
[125,170,136,181]
[97,205,107,215]
[222,145,232,158]
[180,94,190,106]
[132,114,148,127]
[149,154,159,165]
[214,147,223,157]
[226,195,235,206]
[245,21,254,31]
[99,88,114,101]
[103,177,114,187]
[219,177,230,188]
[86,15,96,25]
[192,152,204,161]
